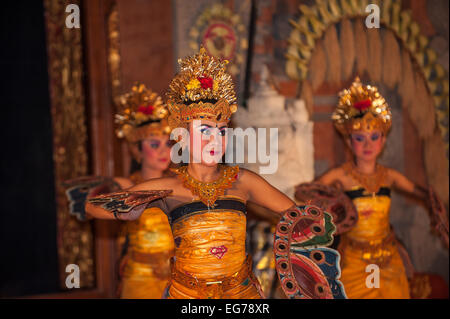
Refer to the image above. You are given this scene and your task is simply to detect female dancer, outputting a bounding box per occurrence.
[114,83,175,299]
[85,48,342,299]
[297,77,448,299]
[65,83,175,298]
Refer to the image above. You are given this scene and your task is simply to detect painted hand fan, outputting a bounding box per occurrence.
[63,176,121,221]
[295,182,358,235]
[274,205,346,299]
[88,190,172,213]
[428,187,449,248]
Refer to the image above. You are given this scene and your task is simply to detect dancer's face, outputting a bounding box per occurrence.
[349,130,385,162]
[188,120,228,166]
[141,134,172,171]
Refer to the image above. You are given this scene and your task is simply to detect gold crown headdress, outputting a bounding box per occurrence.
[166,47,238,130]
[332,77,392,136]
[115,83,170,143]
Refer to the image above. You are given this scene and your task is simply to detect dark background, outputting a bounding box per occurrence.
[0,1,60,297]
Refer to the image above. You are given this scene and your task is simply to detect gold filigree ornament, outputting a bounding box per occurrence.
[171,164,239,207]
[332,77,392,136]
[166,47,238,131]
[343,161,388,195]
[115,83,171,143]
[188,3,248,76]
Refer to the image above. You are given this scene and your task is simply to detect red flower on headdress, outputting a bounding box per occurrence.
[198,76,213,90]
[138,104,155,115]
[353,99,371,111]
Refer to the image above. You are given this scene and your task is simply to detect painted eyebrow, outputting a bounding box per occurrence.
[199,124,213,129]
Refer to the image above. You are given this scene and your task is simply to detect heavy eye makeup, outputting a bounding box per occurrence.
[145,139,161,149]
[165,140,175,148]
[370,132,381,141]
[352,134,365,143]
[197,124,227,137]
[199,126,212,136]
[218,126,227,136]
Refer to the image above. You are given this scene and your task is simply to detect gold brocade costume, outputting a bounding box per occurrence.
[113,83,174,298]
[120,173,175,299]
[332,78,409,298]
[161,49,263,298]
[338,184,410,299]
[164,196,264,299]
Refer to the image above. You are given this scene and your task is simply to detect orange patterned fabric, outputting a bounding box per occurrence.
[165,198,263,299]
[121,207,175,299]
[346,195,391,241]
[167,255,264,299]
[338,189,410,299]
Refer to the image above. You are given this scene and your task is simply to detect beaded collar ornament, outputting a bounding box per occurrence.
[171,164,239,207]
[115,83,171,143]
[166,47,238,131]
[343,161,388,195]
[332,77,392,136]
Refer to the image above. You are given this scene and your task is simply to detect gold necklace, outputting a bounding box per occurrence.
[343,161,387,195]
[171,164,239,207]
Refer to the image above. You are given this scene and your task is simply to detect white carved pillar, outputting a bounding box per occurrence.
[233,65,314,199]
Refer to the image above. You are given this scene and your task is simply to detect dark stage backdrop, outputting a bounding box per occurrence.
[0,1,60,297]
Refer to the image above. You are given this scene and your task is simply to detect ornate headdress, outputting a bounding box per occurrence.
[166,47,238,130]
[332,77,392,136]
[115,83,170,143]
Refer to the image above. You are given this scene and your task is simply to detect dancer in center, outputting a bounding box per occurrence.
[86,48,341,299]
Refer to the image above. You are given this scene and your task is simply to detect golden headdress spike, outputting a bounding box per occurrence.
[166,46,238,130]
[332,77,392,136]
[115,83,170,143]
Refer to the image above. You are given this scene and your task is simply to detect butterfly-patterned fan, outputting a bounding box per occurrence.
[295,183,358,235]
[88,190,173,213]
[63,176,121,221]
[428,187,449,248]
[274,205,346,299]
